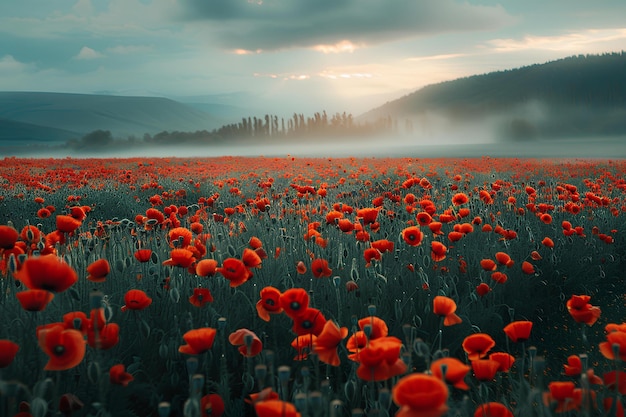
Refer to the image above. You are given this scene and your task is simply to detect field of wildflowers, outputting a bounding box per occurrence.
[0,156,624,417]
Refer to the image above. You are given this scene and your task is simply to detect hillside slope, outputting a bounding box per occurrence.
[0,92,220,139]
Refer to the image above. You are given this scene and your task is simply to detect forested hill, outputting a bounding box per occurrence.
[362,52,626,139]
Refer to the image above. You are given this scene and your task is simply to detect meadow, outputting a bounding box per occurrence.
[0,156,624,417]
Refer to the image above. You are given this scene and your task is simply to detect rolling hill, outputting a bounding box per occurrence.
[0,92,221,145]
[361,52,626,140]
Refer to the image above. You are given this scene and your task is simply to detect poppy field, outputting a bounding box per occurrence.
[0,155,624,417]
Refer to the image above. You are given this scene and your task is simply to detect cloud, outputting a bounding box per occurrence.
[75,46,105,60]
[106,45,154,55]
[179,0,515,51]
[485,28,626,52]
[0,55,28,72]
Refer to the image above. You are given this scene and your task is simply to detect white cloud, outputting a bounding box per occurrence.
[486,28,626,52]
[0,55,28,72]
[75,46,104,60]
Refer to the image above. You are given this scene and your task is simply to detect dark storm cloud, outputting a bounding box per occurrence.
[179,0,514,50]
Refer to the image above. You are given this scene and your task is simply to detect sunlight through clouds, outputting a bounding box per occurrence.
[312,41,359,54]
[486,28,626,52]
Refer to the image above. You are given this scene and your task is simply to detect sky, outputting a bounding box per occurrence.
[1,0,625,116]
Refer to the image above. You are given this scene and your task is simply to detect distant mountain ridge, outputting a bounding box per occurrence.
[0,92,222,144]
[362,52,626,140]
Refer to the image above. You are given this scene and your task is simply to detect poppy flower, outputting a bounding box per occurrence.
[179,328,217,355]
[471,359,500,381]
[337,219,355,233]
[201,394,225,417]
[162,248,196,268]
[254,400,301,417]
[357,316,389,339]
[357,207,379,225]
[168,227,192,248]
[543,381,581,413]
[292,308,327,336]
[110,364,134,387]
[431,357,471,390]
[473,402,513,417]
[599,325,626,361]
[291,334,316,361]
[462,333,496,360]
[402,226,423,246]
[196,259,218,277]
[0,225,18,249]
[312,320,348,366]
[433,296,462,326]
[87,323,120,350]
[15,255,78,293]
[489,352,516,372]
[416,212,432,226]
[371,239,394,253]
[603,370,626,394]
[229,328,263,357]
[38,325,86,371]
[346,280,359,292]
[521,261,535,275]
[16,289,55,312]
[256,286,283,322]
[541,237,554,248]
[494,252,512,267]
[503,321,533,343]
[189,287,213,307]
[530,250,542,260]
[0,340,19,368]
[563,355,582,376]
[431,241,447,262]
[393,373,449,417]
[363,248,382,267]
[356,337,407,381]
[86,259,110,283]
[448,231,464,242]
[311,258,332,278]
[566,295,601,326]
[56,215,82,234]
[279,288,309,318]
[429,222,444,235]
[452,192,469,206]
[58,393,84,415]
[242,248,262,269]
[218,258,252,287]
[476,283,491,297]
[490,272,508,284]
[63,311,90,335]
[480,259,497,272]
[134,249,153,263]
[121,289,152,312]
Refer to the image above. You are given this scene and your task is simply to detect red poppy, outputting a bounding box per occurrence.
[310,258,332,278]
[599,324,626,361]
[363,248,382,267]
[189,287,213,307]
[402,226,423,246]
[541,237,555,248]
[357,316,389,339]
[448,231,464,242]
[291,334,316,361]
[431,357,471,390]
[471,359,500,382]
[355,336,407,381]
[168,227,192,248]
[121,289,152,312]
[393,373,449,417]
[38,325,86,371]
[452,192,469,206]
[254,400,301,417]
[218,258,252,287]
[162,248,196,268]
[337,218,355,233]
[37,208,52,218]
[490,272,508,284]
[0,339,19,368]
[195,259,218,277]
[543,381,581,413]
[521,261,535,275]
[16,289,55,311]
[15,255,78,293]
[433,296,462,326]
[229,328,263,357]
[58,393,84,415]
[86,259,110,283]
[476,283,491,297]
[256,286,283,322]
[63,311,90,335]
[566,295,601,326]
[179,328,217,355]
[563,355,582,376]
[371,239,394,253]
[431,241,447,261]
[312,320,348,366]
[201,394,225,417]
[480,259,497,271]
[489,352,516,372]
[134,249,153,263]
[88,323,120,350]
[416,212,432,226]
[503,321,533,343]
[280,288,309,318]
[473,402,513,417]
[462,333,496,360]
[56,215,82,234]
[242,248,263,269]
[292,308,327,336]
[357,207,380,225]
[494,252,512,267]
[530,250,542,260]
[0,225,19,249]
[110,364,134,387]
